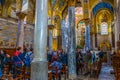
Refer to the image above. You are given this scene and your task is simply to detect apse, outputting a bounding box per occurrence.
[92,2,114,16]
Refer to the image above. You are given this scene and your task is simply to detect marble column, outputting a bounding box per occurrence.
[61,19,68,51]
[31,0,48,80]
[16,12,26,52]
[68,7,77,79]
[115,5,120,50]
[49,30,53,52]
[88,24,91,49]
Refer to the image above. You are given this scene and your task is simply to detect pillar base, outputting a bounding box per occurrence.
[31,61,48,80]
[68,74,77,80]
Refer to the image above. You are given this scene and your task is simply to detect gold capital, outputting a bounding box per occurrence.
[68,0,76,6]
[16,12,26,20]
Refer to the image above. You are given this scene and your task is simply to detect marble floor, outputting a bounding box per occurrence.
[98,63,115,80]
[75,63,115,80]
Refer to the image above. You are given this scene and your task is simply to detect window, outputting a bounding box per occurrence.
[101,22,108,35]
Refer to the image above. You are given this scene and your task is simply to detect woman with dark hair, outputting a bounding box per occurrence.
[13,47,23,78]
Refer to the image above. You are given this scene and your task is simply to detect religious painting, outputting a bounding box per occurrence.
[58,0,66,10]
[51,0,57,7]
[53,28,57,39]
[77,21,86,47]
[10,0,17,18]
[75,7,83,15]
[75,7,83,26]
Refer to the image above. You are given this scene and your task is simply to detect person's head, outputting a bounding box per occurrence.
[0,50,3,54]
[30,48,33,52]
[57,58,61,62]
[23,48,27,52]
[16,47,21,51]
[0,50,6,54]
[53,51,57,55]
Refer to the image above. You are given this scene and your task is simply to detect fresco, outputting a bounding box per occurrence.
[51,0,56,7]
[58,0,66,10]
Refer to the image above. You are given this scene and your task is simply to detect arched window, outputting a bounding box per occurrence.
[101,22,108,35]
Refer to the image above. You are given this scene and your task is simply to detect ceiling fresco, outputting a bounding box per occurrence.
[92,2,114,16]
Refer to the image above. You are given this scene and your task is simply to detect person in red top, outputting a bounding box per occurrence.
[14,47,21,56]
[13,47,23,78]
[13,47,22,64]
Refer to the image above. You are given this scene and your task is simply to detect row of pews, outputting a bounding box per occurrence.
[48,62,68,80]
[1,63,30,80]
[0,48,16,56]
[0,62,68,80]
[112,55,120,80]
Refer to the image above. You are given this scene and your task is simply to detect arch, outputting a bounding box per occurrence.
[92,2,114,16]
[99,41,111,51]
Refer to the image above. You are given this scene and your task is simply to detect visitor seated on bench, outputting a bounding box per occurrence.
[50,58,63,74]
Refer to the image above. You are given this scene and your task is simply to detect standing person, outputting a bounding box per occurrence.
[47,49,52,62]
[0,50,6,68]
[24,48,33,67]
[61,50,68,65]
[83,50,92,75]
[22,48,27,57]
[98,50,104,59]
[91,51,96,64]
[0,50,4,78]
[13,47,23,78]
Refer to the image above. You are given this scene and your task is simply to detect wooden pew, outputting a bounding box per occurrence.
[112,56,120,80]
[0,48,16,57]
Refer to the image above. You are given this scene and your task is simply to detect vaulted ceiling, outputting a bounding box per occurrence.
[0,0,116,24]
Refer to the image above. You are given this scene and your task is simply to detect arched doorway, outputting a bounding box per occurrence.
[91,2,114,50]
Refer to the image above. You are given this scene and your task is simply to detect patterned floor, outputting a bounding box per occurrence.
[98,63,115,80]
[76,63,115,80]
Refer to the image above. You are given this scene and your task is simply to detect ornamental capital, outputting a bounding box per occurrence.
[16,12,27,20]
[68,0,76,7]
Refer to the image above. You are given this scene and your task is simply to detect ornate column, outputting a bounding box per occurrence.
[16,0,25,52]
[31,0,48,80]
[115,1,120,50]
[68,0,77,79]
[61,19,68,51]
[16,12,26,52]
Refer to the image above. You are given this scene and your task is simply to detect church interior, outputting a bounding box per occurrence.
[0,0,120,80]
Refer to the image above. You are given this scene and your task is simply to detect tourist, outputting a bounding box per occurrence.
[98,50,104,59]
[13,47,23,78]
[0,50,7,68]
[24,48,33,67]
[50,58,63,80]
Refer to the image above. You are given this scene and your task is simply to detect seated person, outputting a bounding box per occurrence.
[50,58,63,74]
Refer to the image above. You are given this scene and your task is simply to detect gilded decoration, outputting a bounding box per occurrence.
[0,0,117,50]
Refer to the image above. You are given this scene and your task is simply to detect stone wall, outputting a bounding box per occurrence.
[0,18,34,48]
